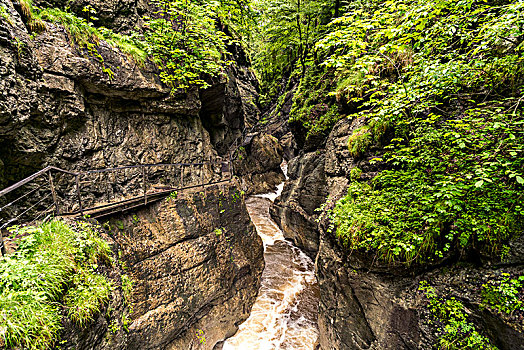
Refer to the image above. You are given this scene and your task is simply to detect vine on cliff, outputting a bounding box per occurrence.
[419,281,497,349]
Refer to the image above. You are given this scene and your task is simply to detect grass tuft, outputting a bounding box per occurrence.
[36,8,147,65]
[65,269,113,326]
[19,0,46,33]
[38,8,98,47]
[0,219,114,349]
[347,125,372,158]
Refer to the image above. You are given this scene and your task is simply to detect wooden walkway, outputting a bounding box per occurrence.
[0,111,284,247]
[0,159,232,230]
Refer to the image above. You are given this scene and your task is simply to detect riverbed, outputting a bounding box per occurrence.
[222,173,319,349]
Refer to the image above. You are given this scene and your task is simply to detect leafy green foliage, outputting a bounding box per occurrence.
[347,125,372,158]
[196,328,206,344]
[37,7,147,67]
[121,274,133,306]
[19,0,46,32]
[0,220,113,349]
[247,0,335,104]
[166,191,178,202]
[65,269,113,326]
[289,65,345,136]
[326,0,524,263]
[419,281,497,350]
[349,167,362,181]
[24,0,248,90]
[482,273,524,315]
[39,8,100,46]
[0,5,12,25]
[0,290,60,350]
[143,0,229,90]
[215,0,257,47]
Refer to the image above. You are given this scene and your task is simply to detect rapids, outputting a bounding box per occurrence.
[222,165,319,349]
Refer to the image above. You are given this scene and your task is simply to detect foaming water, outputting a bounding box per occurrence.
[222,174,319,349]
[254,161,288,202]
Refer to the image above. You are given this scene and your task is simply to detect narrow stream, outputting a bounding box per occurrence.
[223,165,319,349]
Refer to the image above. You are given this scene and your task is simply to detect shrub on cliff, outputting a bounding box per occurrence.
[142,0,229,90]
[16,0,253,91]
[0,220,113,349]
[322,0,524,264]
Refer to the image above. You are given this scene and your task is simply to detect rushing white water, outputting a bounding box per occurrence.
[254,161,288,202]
[223,162,319,350]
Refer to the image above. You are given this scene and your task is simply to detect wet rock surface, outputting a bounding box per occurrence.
[222,196,319,350]
[316,232,524,350]
[234,133,285,195]
[122,185,264,350]
[270,152,326,260]
[270,117,373,260]
[200,63,260,156]
[273,116,524,349]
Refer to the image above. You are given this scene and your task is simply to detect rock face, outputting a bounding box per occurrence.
[234,133,285,195]
[316,232,524,350]
[270,151,326,259]
[200,62,260,156]
[270,117,373,259]
[60,184,264,350]
[0,2,266,349]
[273,116,524,349]
[0,0,253,186]
[34,0,150,33]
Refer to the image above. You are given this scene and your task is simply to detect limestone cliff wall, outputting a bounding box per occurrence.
[233,133,285,195]
[59,184,264,350]
[0,0,256,187]
[272,117,524,349]
[0,1,266,349]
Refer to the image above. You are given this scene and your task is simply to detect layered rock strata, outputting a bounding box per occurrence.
[61,184,264,350]
[233,133,285,195]
[0,0,256,187]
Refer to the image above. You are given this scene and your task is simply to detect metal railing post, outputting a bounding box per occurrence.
[75,174,84,216]
[1,158,243,222]
[48,170,59,215]
[181,164,184,188]
[142,167,148,205]
[105,172,111,203]
[0,230,5,256]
